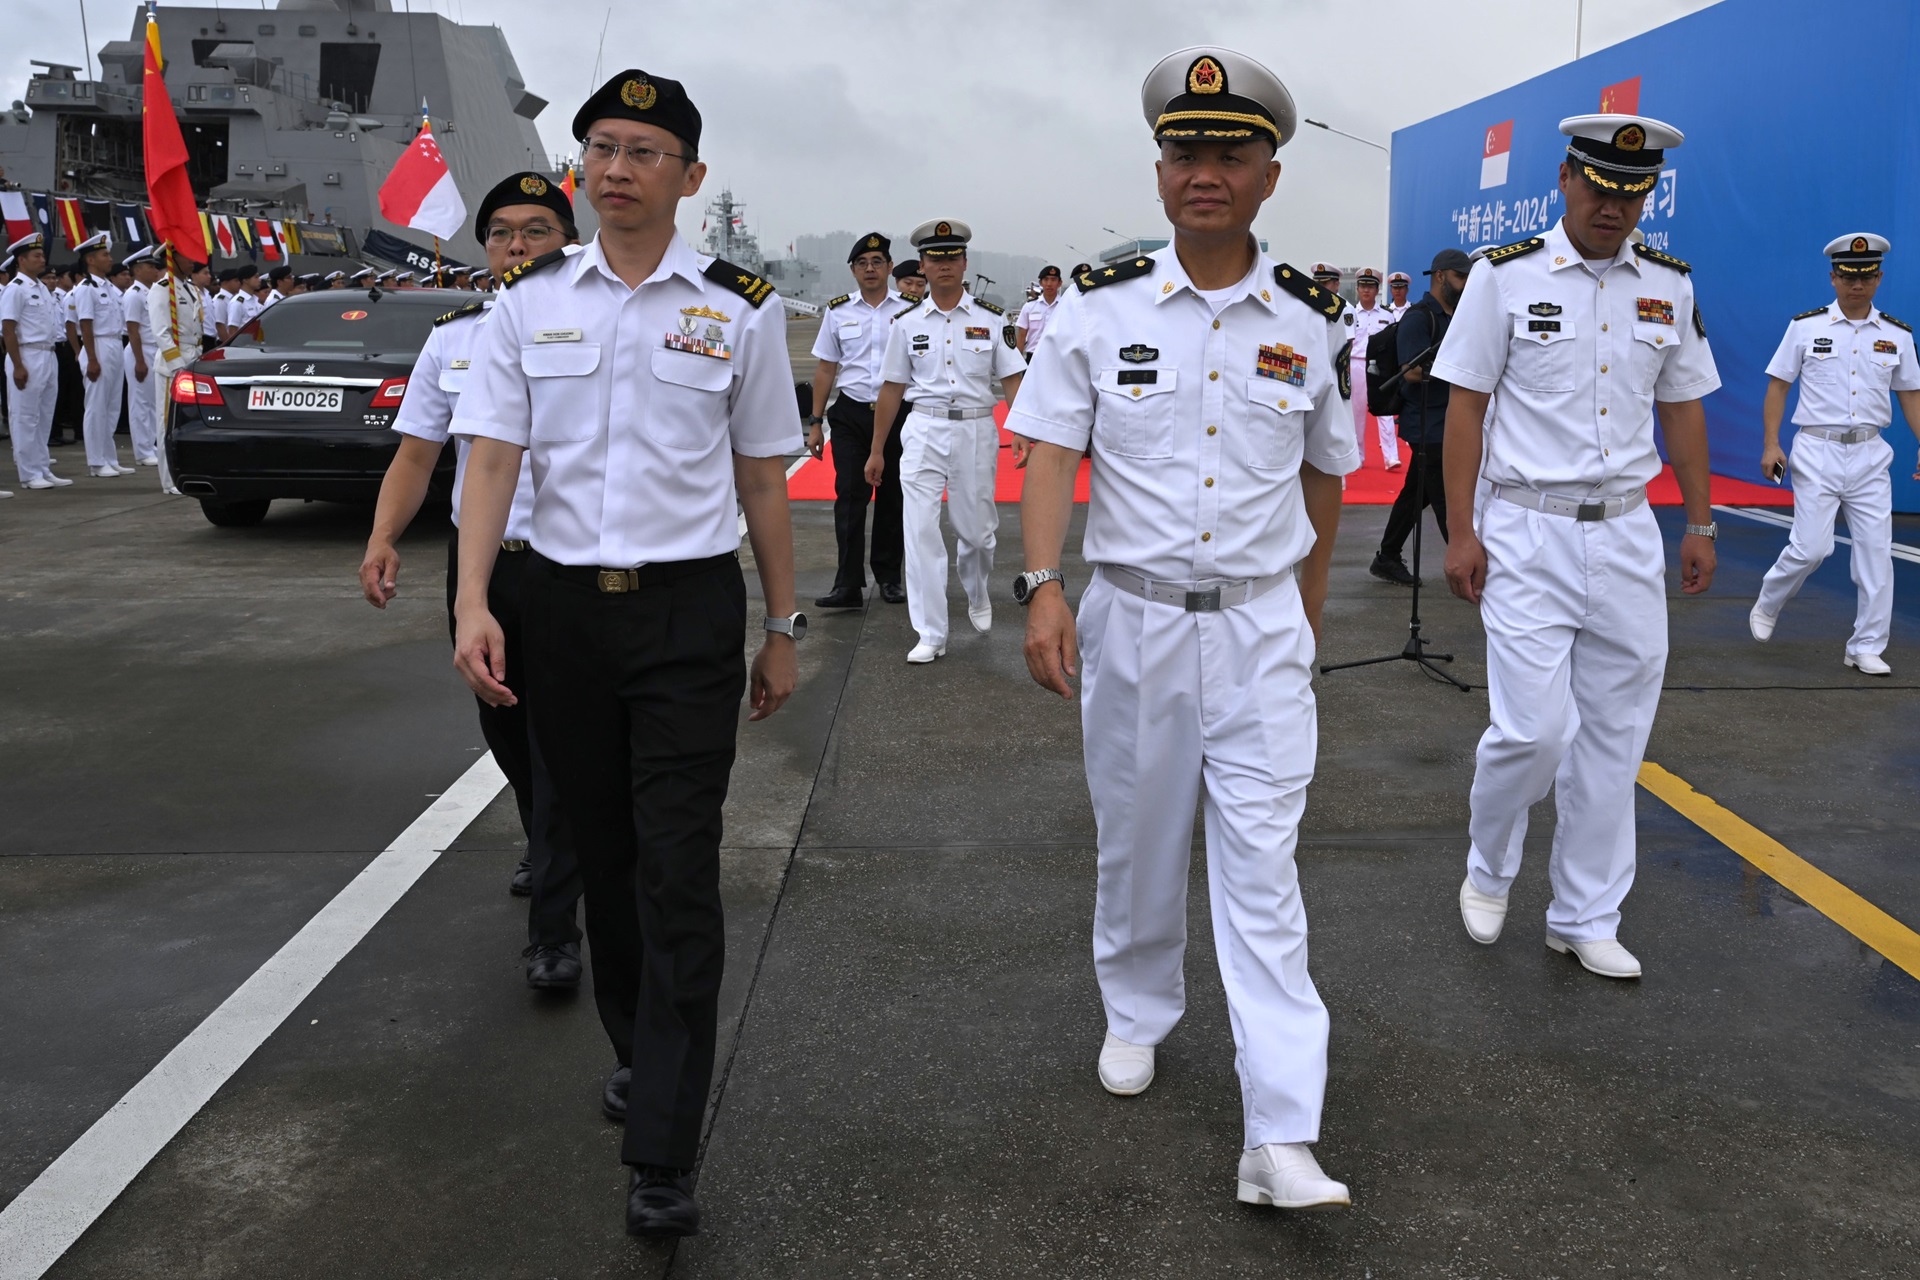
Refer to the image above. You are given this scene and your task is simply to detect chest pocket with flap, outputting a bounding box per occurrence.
[1093,367,1177,459]
[520,342,601,441]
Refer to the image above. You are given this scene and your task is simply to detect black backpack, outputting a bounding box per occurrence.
[1363,311,1409,418]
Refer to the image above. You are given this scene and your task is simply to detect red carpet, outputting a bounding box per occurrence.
[787,403,1791,507]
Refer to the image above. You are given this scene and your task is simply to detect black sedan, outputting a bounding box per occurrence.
[167,288,464,527]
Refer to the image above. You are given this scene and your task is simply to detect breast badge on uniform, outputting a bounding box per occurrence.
[1119,344,1159,363]
[1636,298,1675,325]
[1875,339,1900,354]
[1528,302,1562,317]
[1255,342,1307,386]
[1813,336,1834,349]
[667,313,732,360]
[964,325,991,342]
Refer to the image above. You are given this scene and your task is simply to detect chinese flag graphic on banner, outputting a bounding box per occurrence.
[1480,120,1513,190]
[1600,77,1642,114]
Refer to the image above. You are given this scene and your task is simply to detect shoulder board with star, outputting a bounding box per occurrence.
[703,257,775,308]
[1632,243,1691,275]
[1077,257,1153,292]
[973,298,1006,316]
[1792,305,1829,322]
[1272,263,1346,320]
[500,248,568,289]
[433,300,486,328]
[1880,312,1913,334]
[825,293,851,310]
[1483,237,1545,266]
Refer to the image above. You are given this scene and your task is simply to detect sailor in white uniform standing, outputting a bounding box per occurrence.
[1014,45,1358,1211]
[2,233,73,490]
[1750,233,1920,675]
[1437,114,1721,980]
[70,232,133,477]
[1386,270,1411,312]
[867,219,1026,662]
[121,247,163,467]
[148,250,206,495]
[1349,266,1402,468]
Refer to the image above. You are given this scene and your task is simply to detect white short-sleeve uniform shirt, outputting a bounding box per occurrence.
[450,234,804,569]
[1765,302,1920,428]
[809,289,900,403]
[879,291,1026,410]
[1431,218,1720,498]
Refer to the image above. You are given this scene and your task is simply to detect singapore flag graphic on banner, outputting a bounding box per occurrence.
[1480,120,1514,189]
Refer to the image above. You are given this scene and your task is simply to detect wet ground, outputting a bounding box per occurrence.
[2,439,1917,1278]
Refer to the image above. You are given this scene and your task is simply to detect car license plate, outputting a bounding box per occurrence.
[246,385,344,412]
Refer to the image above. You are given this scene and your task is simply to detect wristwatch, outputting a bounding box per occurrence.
[764,612,808,640]
[1684,522,1718,540]
[805,415,824,427]
[1013,568,1065,604]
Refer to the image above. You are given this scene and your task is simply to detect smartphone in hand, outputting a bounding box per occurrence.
[1770,459,1785,483]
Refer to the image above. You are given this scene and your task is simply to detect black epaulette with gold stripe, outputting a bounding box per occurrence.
[891,300,920,321]
[432,300,486,327]
[1881,312,1913,334]
[1633,243,1692,274]
[974,297,1005,316]
[825,293,851,310]
[1483,237,1545,266]
[500,248,567,288]
[1793,305,1830,321]
[1272,263,1346,320]
[704,257,775,308]
[1077,257,1153,292]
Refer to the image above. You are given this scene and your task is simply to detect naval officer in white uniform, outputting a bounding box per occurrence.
[1013,45,1359,1211]
[867,218,1027,662]
[2,233,74,489]
[120,247,163,467]
[70,232,133,477]
[1437,114,1721,980]
[1349,266,1401,468]
[1750,233,1920,675]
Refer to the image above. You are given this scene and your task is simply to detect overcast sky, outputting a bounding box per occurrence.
[28,0,1722,265]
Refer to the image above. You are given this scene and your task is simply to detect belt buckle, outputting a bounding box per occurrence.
[1184,587,1222,612]
[948,408,965,420]
[597,569,631,594]
[1575,501,1607,522]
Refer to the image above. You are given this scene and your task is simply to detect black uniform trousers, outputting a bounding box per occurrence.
[826,396,904,592]
[52,342,82,444]
[445,536,582,948]
[1379,439,1450,559]
[523,550,745,1171]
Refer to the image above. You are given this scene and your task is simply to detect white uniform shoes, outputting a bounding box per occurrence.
[89,465,123,478]
[0,488,12,499]
[1845,652,1892,677]
[1545,932,1642,979]
[27,475,72,489]
[136,455,160,467]
[967,602,993,633]
[1459,877,1508,944]
[905,643,947,665]
[1748,605,1776,642]
[1096,1032,1154,1096]
[1236,1143,1350,1210]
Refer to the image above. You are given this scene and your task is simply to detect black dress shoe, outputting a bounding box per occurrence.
[813,587,864,609]
[878,581,906,604]
[508,855,533,897]
[603,1065,630,1123]
[627,1166,700,1238]
[1368,553,1418,587]
[524,942,581,990]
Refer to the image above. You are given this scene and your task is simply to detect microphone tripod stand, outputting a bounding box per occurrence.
[1321,337,1470,692]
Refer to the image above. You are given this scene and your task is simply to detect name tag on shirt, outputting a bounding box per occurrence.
[1116,369,1158,385]
[1528,320,1561,333]
[450,359,471,369]
[534,328,583,343]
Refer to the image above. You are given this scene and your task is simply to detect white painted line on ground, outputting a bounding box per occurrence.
[738,454,815,538]
[1714,503,1920,564]
[0,753,509,1280]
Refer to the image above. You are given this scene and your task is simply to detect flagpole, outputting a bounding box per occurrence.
[433,234,441,283]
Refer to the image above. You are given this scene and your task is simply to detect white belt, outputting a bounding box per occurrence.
[1492,485,1647,522]
[1099,564,1291,612]
[910,403,996,421]
[1797,425,1881,444]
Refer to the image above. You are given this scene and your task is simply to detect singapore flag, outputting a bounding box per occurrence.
[378,110,467,239]
[1480,119,1514,190]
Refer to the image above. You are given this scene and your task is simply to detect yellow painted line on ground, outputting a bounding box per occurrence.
[1638,761,1920,981]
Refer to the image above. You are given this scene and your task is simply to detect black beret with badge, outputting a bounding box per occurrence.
[571,69,702,154]
[1559,114,1684,197]
[473,171,576,245]
[1140,46,1297,150]
[849,232,892,264]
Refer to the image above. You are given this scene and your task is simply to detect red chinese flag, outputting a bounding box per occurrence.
[1599,77,1641,115]
[142,7,206,259]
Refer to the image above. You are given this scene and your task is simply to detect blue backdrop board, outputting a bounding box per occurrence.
[1388,0,1920,511]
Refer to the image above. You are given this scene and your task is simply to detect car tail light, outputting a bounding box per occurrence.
[369,376,408,409]
[170,370,225,405]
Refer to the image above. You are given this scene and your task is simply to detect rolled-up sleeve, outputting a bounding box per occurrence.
[1430,270,1506,394]
[1002,290,1094,452]
[727,295,804,457]
[449,289,531,448]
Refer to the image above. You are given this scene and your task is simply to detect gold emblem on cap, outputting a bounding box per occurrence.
[519,176,548,196]
[1852,236,1870,253]
[1187,56,1225,95]
[867,235,880,249]
[620,78,657,111]
[1612,124,1646,151]
[935,221,952,236]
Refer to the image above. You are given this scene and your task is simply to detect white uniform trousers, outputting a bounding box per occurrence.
[1349,355,1400,467]
[1466,499,1668,942]
[1754,432,1895,658]
[1079,568,1328,1147]
[898,409,998,647]
[5,348,58,483]
[125,348,158,461]
[81,340,126,469]
[153,353,191,492]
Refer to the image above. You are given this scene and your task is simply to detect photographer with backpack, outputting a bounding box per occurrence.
[1369,248,1471,585]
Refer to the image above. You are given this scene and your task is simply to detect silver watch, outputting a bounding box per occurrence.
[764,612,808,640]
[1013,569,1065,604]
[1684,522,1718,540]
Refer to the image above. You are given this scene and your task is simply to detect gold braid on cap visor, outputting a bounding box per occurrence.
[1155,109,1280,146]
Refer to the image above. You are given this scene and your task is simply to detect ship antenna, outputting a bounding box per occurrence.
[591,8,613,89]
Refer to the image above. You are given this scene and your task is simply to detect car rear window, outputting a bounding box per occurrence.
[224,297,448,356]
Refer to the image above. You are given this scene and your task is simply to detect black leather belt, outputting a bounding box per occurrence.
[539,551,735,593]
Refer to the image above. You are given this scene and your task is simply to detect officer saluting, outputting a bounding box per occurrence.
[1750,233,1920,675]
[1013,46,1359,1211]
[1437,114,1721,980]
[449,69,804,1238]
